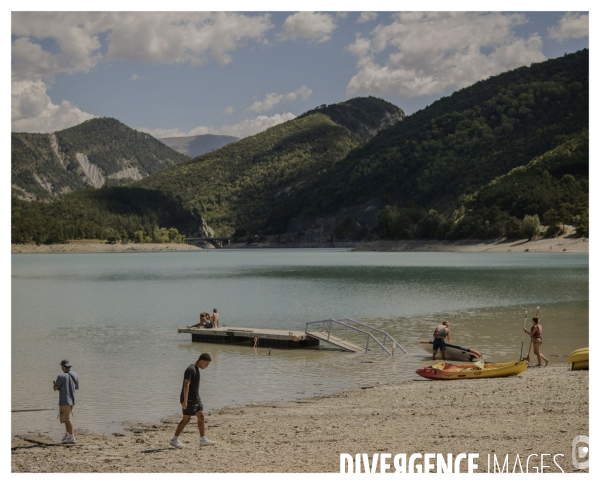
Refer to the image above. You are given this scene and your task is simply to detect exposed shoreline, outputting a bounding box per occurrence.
[11,365,588,473]
[352,234,588,253]
[10,226,588,254]
[11,242,204,254]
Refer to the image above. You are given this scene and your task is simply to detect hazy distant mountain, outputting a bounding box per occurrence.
[159,134,239,158]
[12,118,189,201]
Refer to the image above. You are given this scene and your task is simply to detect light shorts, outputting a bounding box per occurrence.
[59,405,74,423]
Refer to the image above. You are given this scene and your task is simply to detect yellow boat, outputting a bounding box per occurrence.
[568,347,589,370]
[416,360,528,380]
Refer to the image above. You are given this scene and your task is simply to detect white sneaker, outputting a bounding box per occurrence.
[63,434,76,444]
[170,436,184,449]
[61,432,69,442]
[199,436,216,446]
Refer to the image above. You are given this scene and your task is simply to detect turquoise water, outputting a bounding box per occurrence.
[11,250,588,439]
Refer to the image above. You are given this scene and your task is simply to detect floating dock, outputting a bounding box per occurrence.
[177,326,320,349]
[178,319,407,355]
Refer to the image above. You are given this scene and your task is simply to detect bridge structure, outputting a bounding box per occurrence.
[185,237,232,247]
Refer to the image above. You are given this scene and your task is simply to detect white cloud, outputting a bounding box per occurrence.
[130,74,144,81]
[223,107,234,115]
[11,80,96,133]
[346,12,546,99]
[548,13,589,42]
[357,12,378,24]
[11,12,274,81]
[219,113,297,138]
[138,113,296,141]
[249,86,312,112]
[11,12,275,133]
[105,12,274,66]
[277,12,337,43]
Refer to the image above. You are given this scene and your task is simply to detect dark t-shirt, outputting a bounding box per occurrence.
[180,364,200,404]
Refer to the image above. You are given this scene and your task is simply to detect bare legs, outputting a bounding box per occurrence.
[174,411,206,438]
[533,341,549,366]
[65,422,73,435]
[432,349,445,361]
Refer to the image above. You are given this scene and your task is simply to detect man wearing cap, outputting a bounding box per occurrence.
[53,359,80,444]
[169,353,216,448]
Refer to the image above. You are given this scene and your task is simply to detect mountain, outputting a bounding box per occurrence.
[11,97,404,244]
[11,48,589,245]
[135,97,405,235]
[11,117,190,201]
[266,49,589,236]
[159,134,239,157]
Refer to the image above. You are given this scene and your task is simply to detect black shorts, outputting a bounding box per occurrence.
[432,338,446,351]
[182,399,204,415]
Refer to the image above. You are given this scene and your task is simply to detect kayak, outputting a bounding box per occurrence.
[419,340,483,361]
[416,360,528,380]
[567,347,589,370]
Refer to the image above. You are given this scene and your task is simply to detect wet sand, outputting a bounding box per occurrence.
[11,365,588,473]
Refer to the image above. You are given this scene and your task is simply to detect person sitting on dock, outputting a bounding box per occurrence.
[211,309,219,328]
[188,312,212,329]
[432,321,451,361]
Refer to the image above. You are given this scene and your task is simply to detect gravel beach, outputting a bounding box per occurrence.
[11,365,588,473]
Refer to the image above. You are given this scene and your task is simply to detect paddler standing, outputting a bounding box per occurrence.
[432,320,451,360]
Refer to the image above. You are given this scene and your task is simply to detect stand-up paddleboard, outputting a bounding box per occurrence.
[419,340,482,361]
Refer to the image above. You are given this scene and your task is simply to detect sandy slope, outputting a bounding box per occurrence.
[11,365,588,473]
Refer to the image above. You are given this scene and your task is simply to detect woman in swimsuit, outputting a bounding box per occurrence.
[523,311,549,367]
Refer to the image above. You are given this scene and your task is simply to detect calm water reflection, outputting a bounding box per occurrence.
[12,250,588,439]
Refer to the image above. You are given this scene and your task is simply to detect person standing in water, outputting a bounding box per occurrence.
[523,309,549,367]
[432,321,451,360]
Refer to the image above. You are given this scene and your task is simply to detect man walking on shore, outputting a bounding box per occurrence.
[170,353,216,448]
[53,359,79,444]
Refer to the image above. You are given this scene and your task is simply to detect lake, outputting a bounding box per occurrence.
[11,249,588,440]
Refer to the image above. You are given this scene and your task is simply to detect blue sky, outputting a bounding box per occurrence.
[10,6,590,139]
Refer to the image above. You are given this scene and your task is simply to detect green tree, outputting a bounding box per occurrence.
[521,214,540,240]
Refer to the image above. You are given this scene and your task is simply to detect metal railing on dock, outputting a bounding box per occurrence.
[305,319,406,355]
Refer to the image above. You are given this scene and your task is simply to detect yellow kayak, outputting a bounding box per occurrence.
[568,347,589,370]
[416,360,528,380]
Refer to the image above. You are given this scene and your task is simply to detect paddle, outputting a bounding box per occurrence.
[519,310,527,361]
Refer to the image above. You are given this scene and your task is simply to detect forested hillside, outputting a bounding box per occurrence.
[267,50,589,235]
[11,187,202,245]
[11,97,403,243]
[12,118,189,201]
[135,97,405,235]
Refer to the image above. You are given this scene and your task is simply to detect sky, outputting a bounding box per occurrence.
[10,6,591,140]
